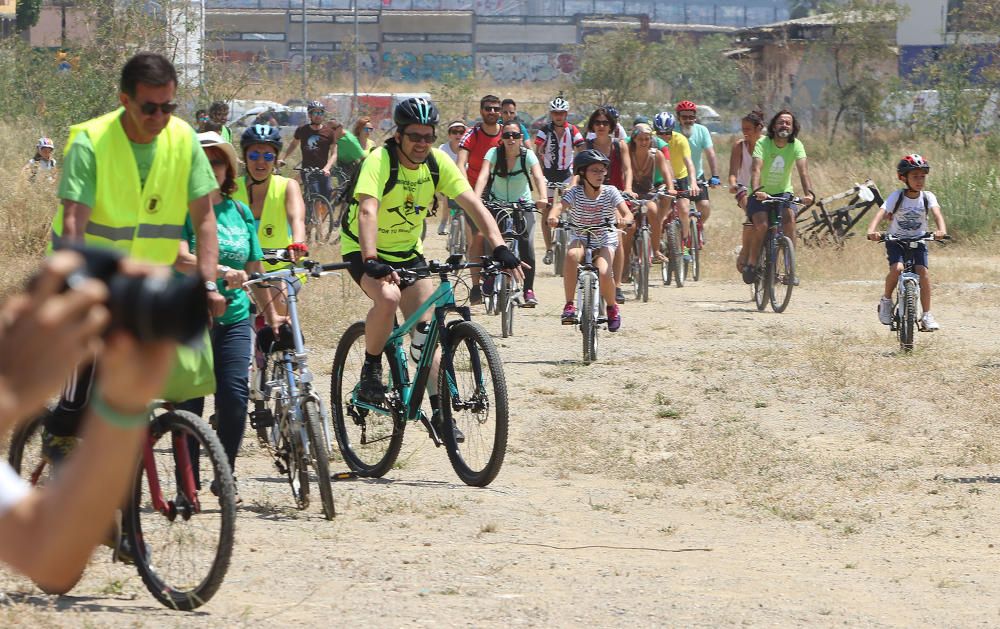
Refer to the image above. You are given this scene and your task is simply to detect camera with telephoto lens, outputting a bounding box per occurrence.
[57,244,209,344]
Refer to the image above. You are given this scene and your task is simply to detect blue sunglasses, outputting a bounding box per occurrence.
[248,150,276,162]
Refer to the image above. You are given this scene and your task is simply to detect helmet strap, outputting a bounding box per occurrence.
[245,172,270,204]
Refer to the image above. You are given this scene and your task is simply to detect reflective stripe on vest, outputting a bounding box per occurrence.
[50,108,194,264]
[233,175,291,272]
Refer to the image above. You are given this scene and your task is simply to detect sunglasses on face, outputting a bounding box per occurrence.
[679,114,696,120]
[364,126,374,132]
[309,110,325,116]
[482,106,501,113]
[592,120,610,127]
[502,131,522,139]
[247,151,276,162]
[449,128,466,135]
[403,131,436,144]
[209,158,228,168]
[657,131,672,137]
[138,101,178,115]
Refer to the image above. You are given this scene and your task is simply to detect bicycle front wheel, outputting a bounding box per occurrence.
[437,321,509,486]
[638,230,650,303]
[688,218,701,282]
[668,221,684,288]
[330,321,404,477]
[312,196,335,244]
[303,399,335,520]
[125,410,236,611]
[7,413,46,483]
[498,274,514,338]
[899,280,916,351]
[553,232,566,276]
[581,272,598,364]
[753,243,768,311]
[769,236,795,313]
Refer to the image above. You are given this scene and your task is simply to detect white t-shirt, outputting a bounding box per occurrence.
[881,189,938,238]
[0,460,30,517]
[561,184,623,249]
[438,142,459,163]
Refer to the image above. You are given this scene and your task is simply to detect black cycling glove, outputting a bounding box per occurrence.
[492,245,520,269]
[363,258,394,279]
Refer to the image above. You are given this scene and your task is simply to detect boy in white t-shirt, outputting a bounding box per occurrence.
[866,154,948,330]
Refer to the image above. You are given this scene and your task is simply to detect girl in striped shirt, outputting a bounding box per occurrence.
[547,150,629,331]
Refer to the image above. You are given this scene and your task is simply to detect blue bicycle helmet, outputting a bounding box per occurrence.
[394,97,439,129]
[240,123,283,153]
[653,111,676,133]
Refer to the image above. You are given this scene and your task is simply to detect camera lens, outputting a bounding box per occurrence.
[107,273,208,344]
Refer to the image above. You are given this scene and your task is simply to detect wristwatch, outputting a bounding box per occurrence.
[205,280,219,293]
[218,265,232,277]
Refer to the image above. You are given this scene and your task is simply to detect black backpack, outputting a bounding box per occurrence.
[484,146,533,199]
[340,138,441,253]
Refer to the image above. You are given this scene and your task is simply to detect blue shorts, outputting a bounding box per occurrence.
[886,241,928,268]
[745,192,792,221]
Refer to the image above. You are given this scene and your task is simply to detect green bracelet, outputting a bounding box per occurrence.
[90,386,150,430]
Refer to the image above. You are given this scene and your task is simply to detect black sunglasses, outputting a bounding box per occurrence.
[138,101,178,115]
[208,158,228,167]
[403,131,436,144]
[502,131,522,139]
[483,106,501,113]
[592,120,610,126]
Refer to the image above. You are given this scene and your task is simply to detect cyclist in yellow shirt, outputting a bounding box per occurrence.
[653,112,700,251]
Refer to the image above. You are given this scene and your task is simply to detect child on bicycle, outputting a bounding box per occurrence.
[866,154,947,331]
[547,149,629,331]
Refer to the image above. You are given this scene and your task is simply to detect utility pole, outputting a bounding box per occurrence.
[353,0,359,117]
[302,0,308,102]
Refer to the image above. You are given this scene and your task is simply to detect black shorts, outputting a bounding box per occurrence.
[694,177,710,202]
[344,251,427,290]
[673,177,690,192]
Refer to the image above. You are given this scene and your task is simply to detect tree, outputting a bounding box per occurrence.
[574,28,654,108]
[652,34,749,109]
[813,0,903,140]
[15,0,42,32]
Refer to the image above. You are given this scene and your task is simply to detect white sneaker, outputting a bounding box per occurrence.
[920,312,939,331]
[877,296,892,325]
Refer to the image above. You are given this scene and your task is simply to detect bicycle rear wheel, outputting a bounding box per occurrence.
[581,273,598,363]
[303,399,335,520]
[125,410,236,611]
[330,321,404,477]
[769,236,795,313]
[753,243,768,311]
[437,321,509,487]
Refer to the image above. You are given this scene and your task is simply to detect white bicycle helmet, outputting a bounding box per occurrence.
[37,137,54,149]
[549,95,569,112]
[653,112,676,133]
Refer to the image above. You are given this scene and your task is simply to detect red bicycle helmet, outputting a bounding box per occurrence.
[897,154,930,176]
[675,100,697,113]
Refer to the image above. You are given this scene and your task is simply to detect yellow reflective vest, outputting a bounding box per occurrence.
[233,175,291,272]
[50,108,193,265]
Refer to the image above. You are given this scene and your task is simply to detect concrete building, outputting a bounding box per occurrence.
[895,0,999,78]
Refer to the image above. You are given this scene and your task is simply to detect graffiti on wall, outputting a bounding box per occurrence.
[477,53,576,83]
[381,51,475,82]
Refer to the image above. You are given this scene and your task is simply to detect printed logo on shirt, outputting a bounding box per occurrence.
[263,223,275,238]
[146,195,161,214]
[769,156,785,175]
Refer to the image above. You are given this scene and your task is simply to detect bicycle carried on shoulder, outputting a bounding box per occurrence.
[330,255,509,486]
[875,232,948,351]
[483,197,537,338]
[8,404,236,611]
[245,249,350,520]
[751,191,811,313]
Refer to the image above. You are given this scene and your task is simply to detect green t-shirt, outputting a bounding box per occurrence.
[182,197,262,326]
[753,137,806,194]
[337,131,365,166]
[219,125,232,143]
[345,146,469,259]
[58,114,218,208]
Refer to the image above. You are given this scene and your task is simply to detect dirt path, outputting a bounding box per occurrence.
[4,232,1000,627]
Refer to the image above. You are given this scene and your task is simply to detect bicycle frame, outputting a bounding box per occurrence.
[349,260,484,427]
[143,421,200,516]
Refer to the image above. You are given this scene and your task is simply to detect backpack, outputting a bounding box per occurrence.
[891,189,929,216]
[484,146,533,199]
[340,138,441,251]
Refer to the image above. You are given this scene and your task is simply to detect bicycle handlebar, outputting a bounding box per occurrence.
[752,186,816,210]
[392,256,498,281]
[248,248,351,284]
[875,232,950,244]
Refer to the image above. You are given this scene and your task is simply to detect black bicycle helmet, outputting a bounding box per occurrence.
[573,149,610,175]
[240,123,283,153]
[394,97,439,129]
[897,153,930,176]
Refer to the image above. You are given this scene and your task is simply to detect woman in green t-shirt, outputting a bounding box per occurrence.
[174,132,282,500]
